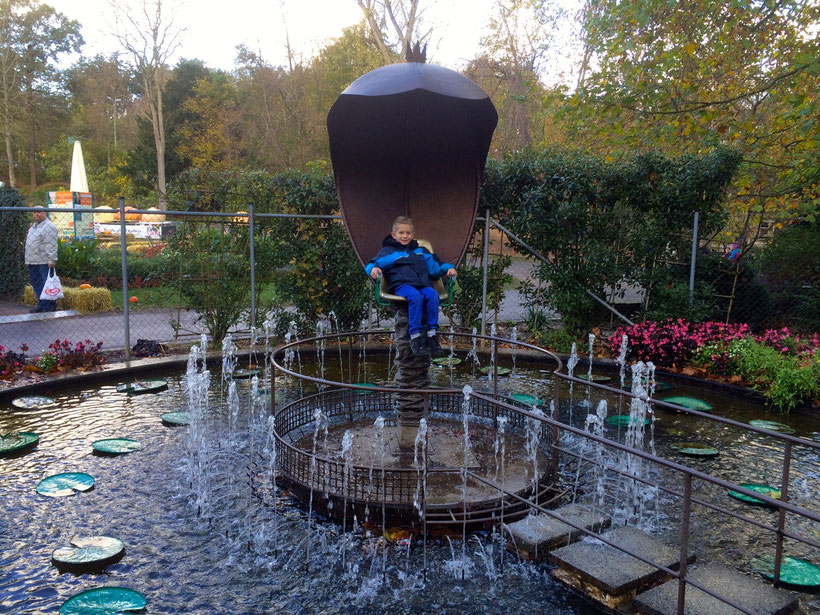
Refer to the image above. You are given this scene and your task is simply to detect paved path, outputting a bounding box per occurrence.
[0,301,206,353]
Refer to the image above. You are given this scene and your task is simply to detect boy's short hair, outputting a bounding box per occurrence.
[392,216,414,232]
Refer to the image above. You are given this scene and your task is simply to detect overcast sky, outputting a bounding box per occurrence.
[46,0,498,72]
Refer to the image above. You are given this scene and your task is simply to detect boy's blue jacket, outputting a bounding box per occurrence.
[365,236,455,294]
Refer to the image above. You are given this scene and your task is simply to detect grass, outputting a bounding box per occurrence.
[110,287,184,309]
[110,283,278,310]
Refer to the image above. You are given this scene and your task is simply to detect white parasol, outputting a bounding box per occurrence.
[69,140,89,193]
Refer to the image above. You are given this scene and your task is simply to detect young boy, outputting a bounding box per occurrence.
[365,216,457,357]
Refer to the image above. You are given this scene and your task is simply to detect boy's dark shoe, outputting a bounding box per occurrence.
[427,334,447,358]
[409,335,429,357]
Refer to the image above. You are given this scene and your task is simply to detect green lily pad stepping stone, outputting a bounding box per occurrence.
[622,379,671,392]
[116,379,168,395]
[37,472,95,497]
[576,373,611,383]
[750,555,820,589]
[432,356,462,366]
[11,395,54,410]
[59,587,146,614]
[232,368,260,379]
[480,366,512,376]
[52,536,125,569]
[160,411,190,426]
[728,483,781,506]
[748,419,796,435]
[605,414,649,427]
[0,432,39,456]
[660,396,712,412]
[670,442,719,457]
[92,438,141,455]
[510,394,544,407]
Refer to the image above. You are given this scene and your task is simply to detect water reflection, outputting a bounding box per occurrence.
[0,352,817,614]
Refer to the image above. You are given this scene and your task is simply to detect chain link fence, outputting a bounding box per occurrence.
[1,204,816,365]
[474,210,818,339]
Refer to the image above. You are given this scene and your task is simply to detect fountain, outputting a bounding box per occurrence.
[1,60,818,615]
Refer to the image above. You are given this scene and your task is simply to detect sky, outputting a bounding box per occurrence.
[46,0,500,73]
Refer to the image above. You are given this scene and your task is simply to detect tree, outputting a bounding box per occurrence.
[561,0,820,241]
[110,0,183,208]
[356,0,426,63]
[467,0,565,152]
[65,54,137,169]
[125,58,209,198]
[0,0,82,188]
[175,72,242,174]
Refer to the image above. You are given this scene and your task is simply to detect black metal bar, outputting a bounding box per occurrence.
[773,440,792,586]
[677,474,692,615]
[118,197,131,362]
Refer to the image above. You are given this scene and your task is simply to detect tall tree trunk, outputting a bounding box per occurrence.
[145,73,166,209]
[27,99,36,190]
[3,126,14,188]
[2,100,15,188]
[0,65,15,188]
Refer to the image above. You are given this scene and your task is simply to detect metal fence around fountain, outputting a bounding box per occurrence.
[270,330,818,615]
[269,330,563,526]
[477,372,820,615]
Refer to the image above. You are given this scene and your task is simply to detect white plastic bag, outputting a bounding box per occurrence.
[40,268,64,300]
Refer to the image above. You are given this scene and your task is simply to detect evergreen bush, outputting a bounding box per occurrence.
[0,188,30,299]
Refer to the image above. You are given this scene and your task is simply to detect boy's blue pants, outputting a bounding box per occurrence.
[393,284,439,336]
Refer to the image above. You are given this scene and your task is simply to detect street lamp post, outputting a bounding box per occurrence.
[113,98,121,150]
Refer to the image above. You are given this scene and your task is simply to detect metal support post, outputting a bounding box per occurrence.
[773,440,792,585]
[689,211,700,307]
[480,208,490,336]
[118,197,131,361]
[249,203,256,327]
[676,473,692,615]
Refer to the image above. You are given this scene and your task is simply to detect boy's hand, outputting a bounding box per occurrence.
[446,268,457,278]
[370,267,383,280]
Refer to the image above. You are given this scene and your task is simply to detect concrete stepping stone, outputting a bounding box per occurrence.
[505,503,611,561]
[634,563,798,615]
[549,525,694,611]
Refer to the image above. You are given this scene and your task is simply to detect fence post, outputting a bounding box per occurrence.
[480,208,490,336]
[249,202,256,328]
[118,196,131,361]
[689,211,700,307]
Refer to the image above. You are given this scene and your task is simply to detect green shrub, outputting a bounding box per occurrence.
[167,223,250,346]
[0,188,30,299]
[769,361,819,413]
[719,337,818,411]
[57,238,101,279]
[535,327,578,354]
[444,252,512,330]
[484,147,741,332]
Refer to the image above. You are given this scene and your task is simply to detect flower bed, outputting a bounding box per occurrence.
[1,339,106,383]
[610,320,819,411]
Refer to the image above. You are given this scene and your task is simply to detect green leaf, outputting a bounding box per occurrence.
[37,472,95,497]
[59,587,146,614]
[52,536,125,567]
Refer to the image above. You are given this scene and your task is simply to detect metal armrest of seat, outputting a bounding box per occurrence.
[374,275,454,307]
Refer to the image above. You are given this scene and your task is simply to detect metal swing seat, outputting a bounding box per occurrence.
[373,239,454,308]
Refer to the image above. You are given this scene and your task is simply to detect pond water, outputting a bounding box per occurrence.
[1,347,817,614]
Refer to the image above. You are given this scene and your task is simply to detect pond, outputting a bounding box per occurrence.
[1,346,817,614]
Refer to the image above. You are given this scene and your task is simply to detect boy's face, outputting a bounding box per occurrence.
[391,223,414,246]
